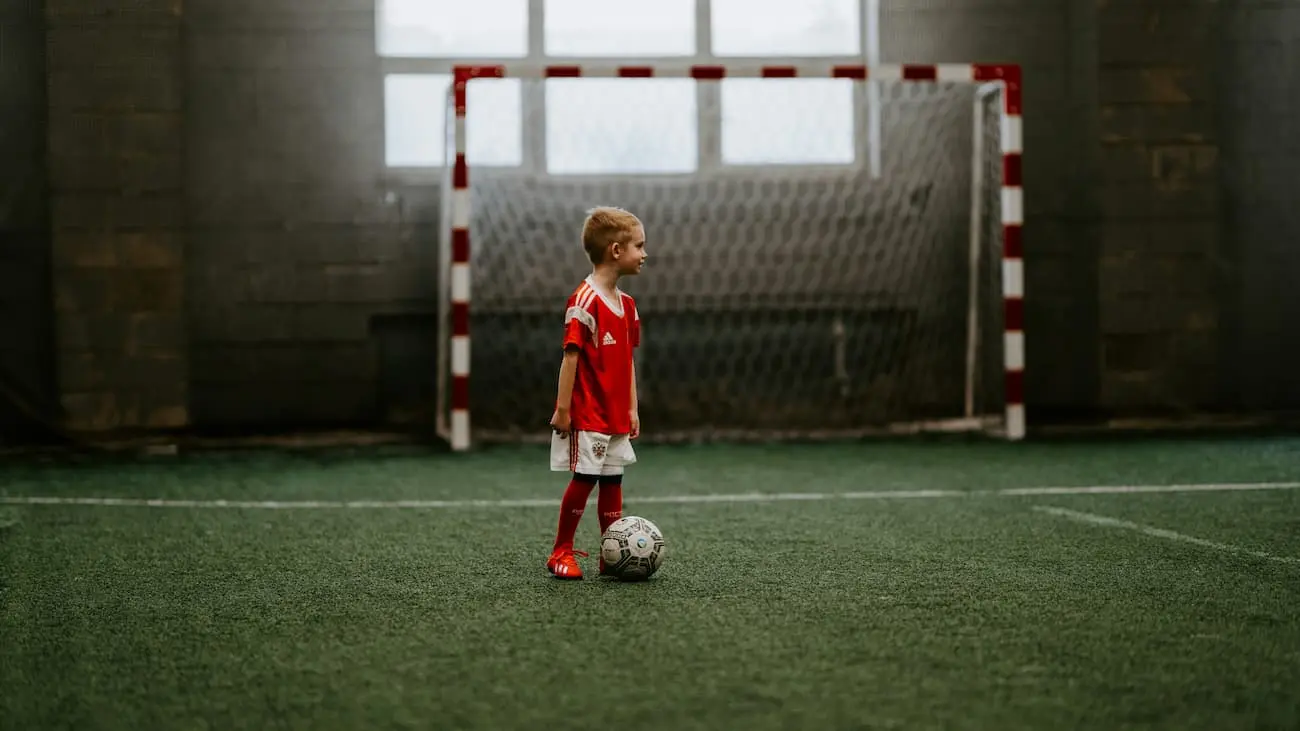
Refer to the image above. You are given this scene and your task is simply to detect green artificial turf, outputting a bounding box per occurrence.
[2,437,1298,730]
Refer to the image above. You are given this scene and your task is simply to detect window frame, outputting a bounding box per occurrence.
[375,0,530,59]
[378,0,875,181]
[383,73,528,169]
[541,0,698,58]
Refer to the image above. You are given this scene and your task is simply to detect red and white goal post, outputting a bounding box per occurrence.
[437,62,1024,452]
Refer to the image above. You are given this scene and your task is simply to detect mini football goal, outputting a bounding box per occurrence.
[437,62,1024,451]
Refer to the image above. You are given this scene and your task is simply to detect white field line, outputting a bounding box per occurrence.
[1001,482,1300,496]
[1033,505,1300,565]
[1,482,1298,511]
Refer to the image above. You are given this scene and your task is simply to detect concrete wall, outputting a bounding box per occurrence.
[1224,1,1300,410]
[9,0,1300,440]
[38,0,436,434]
[0,0,55,439]
[45,0,188,432]
[1092,0,1225,414]
[184,0,425,430]
[1086,0,1300,415]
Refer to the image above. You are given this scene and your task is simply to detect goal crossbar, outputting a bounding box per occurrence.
[440,62,1025,452]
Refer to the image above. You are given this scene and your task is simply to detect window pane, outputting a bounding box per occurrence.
[377,0,527,57]
[722,80,855,165]
[711,0,859,56]
[546,80,696,174]
[385,75,522,167]
[544,0,694,56]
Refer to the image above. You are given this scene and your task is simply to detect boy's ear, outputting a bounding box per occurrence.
[609,241,623,260]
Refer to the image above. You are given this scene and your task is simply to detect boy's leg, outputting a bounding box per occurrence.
[598,474,624,535]
[596,432,634,575]
[548,473,597,579]
[547,430,611,580]
[596,474,623,576]
[553,473,597,553]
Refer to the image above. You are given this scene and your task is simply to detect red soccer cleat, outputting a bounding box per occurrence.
[547,549,588,580]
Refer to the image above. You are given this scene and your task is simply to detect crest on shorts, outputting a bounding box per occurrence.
[592,441,607,459]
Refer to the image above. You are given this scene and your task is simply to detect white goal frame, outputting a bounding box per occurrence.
[438,61,1025,452]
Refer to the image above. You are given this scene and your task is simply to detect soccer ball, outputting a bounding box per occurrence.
[600,516,666,581]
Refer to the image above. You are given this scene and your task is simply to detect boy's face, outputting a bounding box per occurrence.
[612,224,647,276]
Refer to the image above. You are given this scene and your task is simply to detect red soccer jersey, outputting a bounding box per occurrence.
[561,277,640,435]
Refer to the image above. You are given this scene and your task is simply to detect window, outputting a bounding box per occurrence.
[711,0,860,56]
[378,0,873,173]
[546,80,697,174]
[544,0,695,56]
[542,1,697,174]
[721,80,855,165]
[384,75,522,167]
[377,0,528,58]
[710,0,861,167]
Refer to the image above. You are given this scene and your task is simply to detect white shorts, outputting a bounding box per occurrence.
[550,430,637,476]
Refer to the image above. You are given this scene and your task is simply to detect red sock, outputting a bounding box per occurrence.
[553,478,596,552]
[598,482,623,535]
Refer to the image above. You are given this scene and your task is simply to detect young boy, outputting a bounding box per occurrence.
[546,206,648,580]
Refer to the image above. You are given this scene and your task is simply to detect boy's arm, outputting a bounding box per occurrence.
[551,346,580,432]
[629,299,641,438]
[629,355,640,438]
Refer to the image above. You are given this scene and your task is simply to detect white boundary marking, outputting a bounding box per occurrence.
[999,482,1300,496]
[1033,505,1300,565]
[1,482,1298,511]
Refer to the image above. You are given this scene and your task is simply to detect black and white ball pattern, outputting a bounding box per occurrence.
[600,516,666,581]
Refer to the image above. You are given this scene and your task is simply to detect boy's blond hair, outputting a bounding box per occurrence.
[581,206,642,265]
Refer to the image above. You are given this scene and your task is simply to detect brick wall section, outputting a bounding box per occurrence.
[1223,1,1300,409]
[1095,0,1223,411]
[45,0,189,431]
[0,0,56,436]
[184,0,427,428]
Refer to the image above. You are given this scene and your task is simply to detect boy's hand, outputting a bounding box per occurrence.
[629,410,640,439]
[550,407,571,434]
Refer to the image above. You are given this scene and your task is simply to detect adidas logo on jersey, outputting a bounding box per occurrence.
[602,332,617,346]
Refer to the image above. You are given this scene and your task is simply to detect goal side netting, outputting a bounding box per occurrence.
[437,65,1024,450]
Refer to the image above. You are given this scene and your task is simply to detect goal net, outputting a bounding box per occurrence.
[438,65,1023,449]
